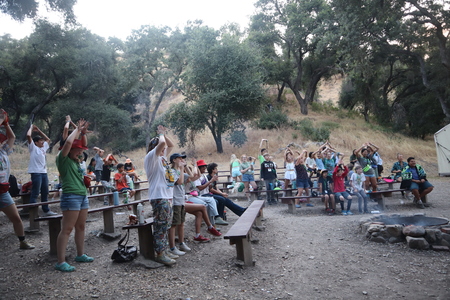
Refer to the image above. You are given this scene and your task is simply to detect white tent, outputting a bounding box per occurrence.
[434,124,450,176]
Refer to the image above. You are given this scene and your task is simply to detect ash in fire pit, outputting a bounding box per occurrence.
[361,214,450,251]
[378,215,449,227]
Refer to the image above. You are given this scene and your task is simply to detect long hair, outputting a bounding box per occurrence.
[147,137,159,153]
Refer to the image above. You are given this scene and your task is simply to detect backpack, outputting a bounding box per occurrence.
[21,181,32,194]
[8,175,20,197]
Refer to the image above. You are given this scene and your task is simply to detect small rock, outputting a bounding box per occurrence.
[403,225,425,237]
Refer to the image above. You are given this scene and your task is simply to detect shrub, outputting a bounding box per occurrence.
[255,109,289,130]
[226,130,247,148]
[294,119,330,142]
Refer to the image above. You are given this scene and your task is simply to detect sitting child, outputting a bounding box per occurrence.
[114,163,136,198]
[318,170,335,215]
[332,155,353,215]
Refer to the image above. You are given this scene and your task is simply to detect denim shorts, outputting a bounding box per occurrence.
[296,178,310,189]
[242,173,255,182]
[410,181,433,191]
[0,192,14,209]
[335,191,351,200]
[60,193,89,211]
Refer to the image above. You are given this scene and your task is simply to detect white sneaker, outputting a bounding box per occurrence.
[165,250,179,259]
[179,243,191,252]
[44,211,57,216]
[169,247,186,256]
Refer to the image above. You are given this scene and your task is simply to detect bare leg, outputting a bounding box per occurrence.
[74,209,88,256]
[56,210,81,264]
[2,204,24,237]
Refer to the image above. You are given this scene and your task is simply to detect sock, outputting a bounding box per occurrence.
[195,233,200,238]
[208,225,213,229]
[170,247,175,251]
[18,236,25,242]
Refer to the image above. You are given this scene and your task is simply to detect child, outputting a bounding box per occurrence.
[260,153,277,205]
[284,148,296,190]
[350,165,370,214]
[318,170,335,215]
[332,156,353,215]
[114,163,136,198]
[294,150,313,208]
[229,154,242,183]
[101,154,118,205]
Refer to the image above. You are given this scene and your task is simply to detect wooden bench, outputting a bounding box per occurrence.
[122,217,155,260]
[279,195,322,213]
[34,199,150,255]
[223,200,265,266]
[369,189,406,211]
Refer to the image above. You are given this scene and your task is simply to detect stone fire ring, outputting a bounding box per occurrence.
[360,214,450,251]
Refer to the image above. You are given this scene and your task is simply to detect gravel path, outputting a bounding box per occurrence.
[1,178,449,299]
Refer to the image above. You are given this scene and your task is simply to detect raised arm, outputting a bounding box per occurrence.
[1,110,15,149]
[32,125,50,143]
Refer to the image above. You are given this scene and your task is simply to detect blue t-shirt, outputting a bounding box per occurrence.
[410,167,420,180]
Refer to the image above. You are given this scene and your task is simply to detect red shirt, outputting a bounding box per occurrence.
[115,172,129,190]
[332,165,348,193]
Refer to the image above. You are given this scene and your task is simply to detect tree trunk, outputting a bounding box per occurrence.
[276,82,286,102]
[292,89,308,115]
[214,134,223,153]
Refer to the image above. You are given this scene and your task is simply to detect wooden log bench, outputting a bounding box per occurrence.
[279,195,322,213]
[34,199,150,255]
[223,200,265,266]
[122,217,155,260]
[369,189,407,211]
[16,199,61,232]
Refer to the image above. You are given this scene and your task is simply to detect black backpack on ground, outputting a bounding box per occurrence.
[9,174,20,197]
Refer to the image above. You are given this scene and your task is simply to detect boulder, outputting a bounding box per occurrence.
[368,224,385,233]
[402,225,425,237]
[441,233,450,244]
[370,236,386,243]
[406,236,429,250]
[424,229,441,244]
[386,225,403,237]
[388,236,404,244]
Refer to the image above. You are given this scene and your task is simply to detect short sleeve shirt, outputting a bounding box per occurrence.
[144,149,175,200]
[28,141,49,173]
[0,144,12,184]
[56,152,86,196]
[173,172,188,206]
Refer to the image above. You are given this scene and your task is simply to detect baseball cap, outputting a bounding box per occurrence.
[170,153,187,163]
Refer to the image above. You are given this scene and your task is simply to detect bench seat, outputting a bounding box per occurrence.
[223,200,265,266]
[122,217,155,260]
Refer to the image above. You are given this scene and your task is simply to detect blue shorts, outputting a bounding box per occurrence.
[335,191,352,200]
[120,187,132,193]
[242,174,255,182]
[60,193,89,211]
[296,178,310,189]
[410,181,433,191]
[365,174,375,178]
[232,167,241,178]
[0,192,14,209]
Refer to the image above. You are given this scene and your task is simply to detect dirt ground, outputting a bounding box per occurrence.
[1,178,449,300]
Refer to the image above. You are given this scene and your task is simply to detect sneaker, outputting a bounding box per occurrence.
[19,240,35,250]
[155,255,176,266]
[423,202,430,207]
[306,203,314,207]
[346,210,354,215]
[179,243,191,252]
[417,200,425,209]
[103,200,109,205]
[44,210,57,216]
[341,211,348,216]
[165,250,179,259]
[214,217,228,225]
[404,194,412,201]
[75,254,94,262]
[55,262,76,272]
[193,235,210,243]
[295,204,301,208]
[169,247,186,256]
[207,227,222,237]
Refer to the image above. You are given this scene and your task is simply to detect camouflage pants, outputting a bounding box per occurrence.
[150,199,173,254]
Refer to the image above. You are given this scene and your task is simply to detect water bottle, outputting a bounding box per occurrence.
[269,182,273,190]
[113,191,119,205]
[137,203,145,224]
[292,181,297,189]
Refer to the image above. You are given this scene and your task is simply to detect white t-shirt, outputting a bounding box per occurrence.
[144,149,175,200]
[350,172,366,191]
[194,174,210,196]
[27,141,49,173]
[306,157,317,169]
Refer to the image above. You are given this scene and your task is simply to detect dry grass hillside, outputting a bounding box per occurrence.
[9,76,439,183]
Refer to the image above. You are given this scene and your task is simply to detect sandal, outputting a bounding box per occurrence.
[75,254,94,263]
[55,262,76,272]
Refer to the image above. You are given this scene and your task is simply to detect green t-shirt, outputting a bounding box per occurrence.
[56,152,87,196]
[258,155,265,164]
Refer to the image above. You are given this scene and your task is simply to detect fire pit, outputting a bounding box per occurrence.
[361,214,450,251]
[378,215,449,227]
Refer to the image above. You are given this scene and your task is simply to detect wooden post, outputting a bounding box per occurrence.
[27,207,40,231]
[48,218,62,255]
[103,209,115,234]
[138,224,155,260]
[235,236,253,266]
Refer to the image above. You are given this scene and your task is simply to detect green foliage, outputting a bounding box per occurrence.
[293,119,330,142]
[254,109,289,130]
[310,101,339,114]
[0,0,76,22]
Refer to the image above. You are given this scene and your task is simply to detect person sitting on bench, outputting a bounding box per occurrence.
[114,163,136,198]
[401,157,434,209]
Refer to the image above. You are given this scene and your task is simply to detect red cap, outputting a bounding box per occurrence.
[71,139,88,150]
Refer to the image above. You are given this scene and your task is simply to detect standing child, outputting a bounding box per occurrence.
[260,153,277,205]
[229,154,242,183]
[284,148,296,190]
[350,165,370,214]
[332,155,353,215]
[0,109,35,250]
[294,150,312,208]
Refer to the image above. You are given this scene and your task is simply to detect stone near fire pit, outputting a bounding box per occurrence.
[386,225,403,237]
[402,225,426,237]
[406,236,429,250]
[424,229,441,244]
